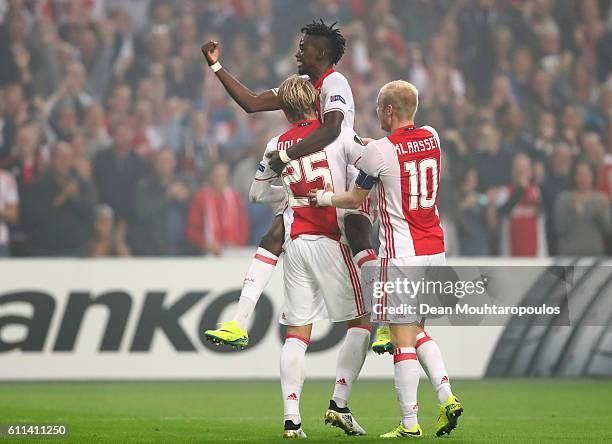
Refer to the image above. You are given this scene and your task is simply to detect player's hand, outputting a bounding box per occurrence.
[266,151,286,175]
[201,40,220,66]
[308,183,333,207]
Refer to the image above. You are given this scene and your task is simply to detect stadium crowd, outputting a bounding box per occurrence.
[0,0,611,257]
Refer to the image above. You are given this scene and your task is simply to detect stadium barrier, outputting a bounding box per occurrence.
[0,253,610,380]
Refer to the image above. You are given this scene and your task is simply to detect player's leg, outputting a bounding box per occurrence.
[204,215,284,348]
[281,324,311,439]
[416,323,463,437]
[314,239,369,435]
[380,323,423,438]
[344,212,392,355]
[324,313,370,435]
[279,238,325,438]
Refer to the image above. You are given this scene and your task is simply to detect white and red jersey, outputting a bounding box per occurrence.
[255,120,364,243]
[494,185,547,257]
[355,124,445,258]
[272,69,355,129]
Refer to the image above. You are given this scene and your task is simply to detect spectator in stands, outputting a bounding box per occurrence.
[89,204,130,257]
[475,123,513,192]
[44,62,94,129]
[135,148,193,256]
[541,144,572,255]
[179,110,219,181]
[132,99,164,157]
[83,102,112,157]
[457,168,489,256]
[25,142,95,256]
[0,167,19,257]
[487,153,547,257]
[0,0,610,258]
[522,112,558,161]
[186,161,249,255]
[0,84,30,164]
[4,123,47,256]
[105,83,132,129]
[92,121,149,246]
[555,160,610,256]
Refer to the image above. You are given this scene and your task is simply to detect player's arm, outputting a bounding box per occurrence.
[201,41,280,113]
[309,171,376,209]
[311,138,384,208]
[249,136,286,203]
[249,180,285,204]
[267,111,343,174]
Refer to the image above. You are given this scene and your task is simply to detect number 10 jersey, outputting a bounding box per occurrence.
[355,124,445,258]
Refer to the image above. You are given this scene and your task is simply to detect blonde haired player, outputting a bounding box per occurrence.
[251,75,372,438]
[310,81,464,438]
[201,21,388,356]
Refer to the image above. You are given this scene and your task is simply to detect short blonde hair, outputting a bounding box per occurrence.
[278,75,318,122]
[378,80,419,120]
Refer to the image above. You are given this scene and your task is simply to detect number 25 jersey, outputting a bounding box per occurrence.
[257,120,364,243]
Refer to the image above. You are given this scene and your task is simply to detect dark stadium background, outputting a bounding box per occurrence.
[0,0,610,258]
[0,1,611,443]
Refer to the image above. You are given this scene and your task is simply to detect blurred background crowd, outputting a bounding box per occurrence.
[0,0,611,258]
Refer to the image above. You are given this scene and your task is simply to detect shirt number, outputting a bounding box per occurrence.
[404,157,438,210]
[283,151,332,207]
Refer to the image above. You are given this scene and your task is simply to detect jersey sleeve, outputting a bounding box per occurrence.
[254,136,280,181]
[355,141,386,178]
[250,136,285,203]
[320,73,351,120]
[340,128,366,167]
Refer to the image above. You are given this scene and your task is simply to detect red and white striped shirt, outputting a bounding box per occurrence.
[186,186,249,250]
[355,124,445,258]
[256,120,364,243]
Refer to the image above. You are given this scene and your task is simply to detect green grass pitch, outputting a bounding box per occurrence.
[1,380,611,443]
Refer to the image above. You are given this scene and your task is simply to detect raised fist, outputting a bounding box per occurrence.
[201,40,220,66]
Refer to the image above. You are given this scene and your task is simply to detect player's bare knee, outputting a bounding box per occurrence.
[390,324,418,348]
[286,324,312,341]
[346,315,370,330]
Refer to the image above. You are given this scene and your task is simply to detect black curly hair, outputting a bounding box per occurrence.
[301,19,346,65]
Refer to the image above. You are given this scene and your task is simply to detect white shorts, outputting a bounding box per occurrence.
[279,236,368,326]
[368,253,446,324]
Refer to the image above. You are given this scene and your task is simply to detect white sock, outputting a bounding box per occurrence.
[416,332,453,404]
[281,334,309,425]
[232,247,278,330]
[332,326,370,408]
[394,347,420,429]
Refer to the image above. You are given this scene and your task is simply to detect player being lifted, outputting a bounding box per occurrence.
[251,75,371,438]
[201,21,392,354]
[310,81,463,438]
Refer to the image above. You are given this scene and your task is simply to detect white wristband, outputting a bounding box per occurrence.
[210,61,222,73]
[317,190,335,207]
[278,150,292,164]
